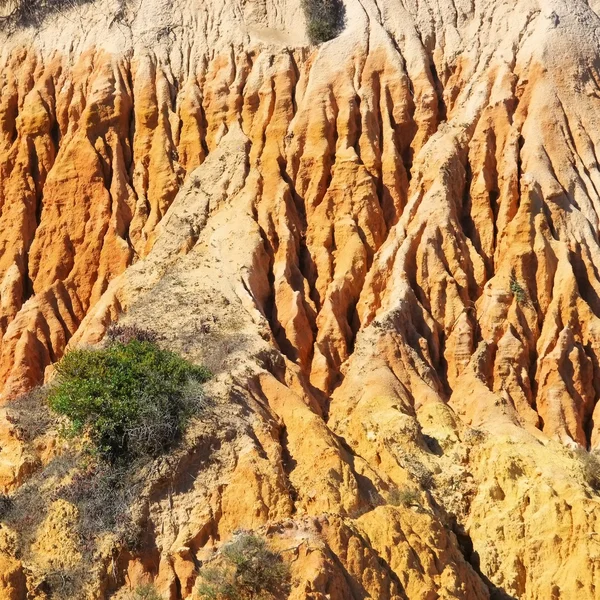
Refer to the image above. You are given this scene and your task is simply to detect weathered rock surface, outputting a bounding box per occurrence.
[2,0,600,598]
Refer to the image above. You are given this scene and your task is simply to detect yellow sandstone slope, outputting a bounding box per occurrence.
[1,0,600,598]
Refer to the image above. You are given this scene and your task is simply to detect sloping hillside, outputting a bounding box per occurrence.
[1,0,600,598]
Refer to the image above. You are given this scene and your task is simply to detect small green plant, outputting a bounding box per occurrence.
[301,0,345,44]
[196,533,290,600]
[387,487,421,508]
[48,340,210,463]
[130,583,162,600]
[509,269,528,305]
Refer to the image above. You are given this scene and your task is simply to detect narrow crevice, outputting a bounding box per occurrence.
[516,133,525,213]
[253,215,301,365]
[47,288,75,347]
[436,329,452,396]
[584,342,600,447]
[351,90,363,162]
[125,62,138,181]
[49,115,61,151]
[459,159,480,262]
[450,521,519,600]
[429,60,447,124]
[288,50,301,118]
[346,299,359,358]
[528,347,540,414]
[279,426,299,512]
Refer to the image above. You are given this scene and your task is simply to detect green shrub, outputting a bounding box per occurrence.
[509,269,528,305]
[3,338,211,598]
[48,340,210,463]
[301,0,345,44]
[197,533,290,600]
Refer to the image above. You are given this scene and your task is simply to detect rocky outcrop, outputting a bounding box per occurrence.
[2,0,600,598]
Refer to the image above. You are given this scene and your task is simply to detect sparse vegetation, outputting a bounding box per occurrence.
[400,453,435,489]
[0,493,12,519]
[0,0,96,28]
[0,453,84,599]
[387,487,421,508]
[6,386,55,442]
[575,447,600,491]
[48,339,210,463]
[1,452,76,530]
[509,268,528,305]
[0,337,212,599]
[53,462,142,547]
[130,583,163,600]
[196,533,290,600]
[106,323,160,345]
[39,567,87,600]
[301,0,345,44]
[38,339,212,551]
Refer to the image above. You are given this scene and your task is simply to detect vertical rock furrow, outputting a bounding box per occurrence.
[4,2,600,598]
[4,0,600,449]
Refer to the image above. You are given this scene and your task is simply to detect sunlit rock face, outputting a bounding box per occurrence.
[2,1,600,599]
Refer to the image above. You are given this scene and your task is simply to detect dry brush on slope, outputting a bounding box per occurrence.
[0,0,97,28]
[2,0,600,598]
[301,0,346,44]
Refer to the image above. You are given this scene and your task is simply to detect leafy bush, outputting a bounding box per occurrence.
[0,341,210,598]
[197,533,290,600]
[301,0,345,44]
[387,487,421,508]
[48,340,210,463]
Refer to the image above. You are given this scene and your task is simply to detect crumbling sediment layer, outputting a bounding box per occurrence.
[2,0,600,598]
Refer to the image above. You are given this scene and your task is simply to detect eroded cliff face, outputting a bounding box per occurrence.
[1,0,600,598]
